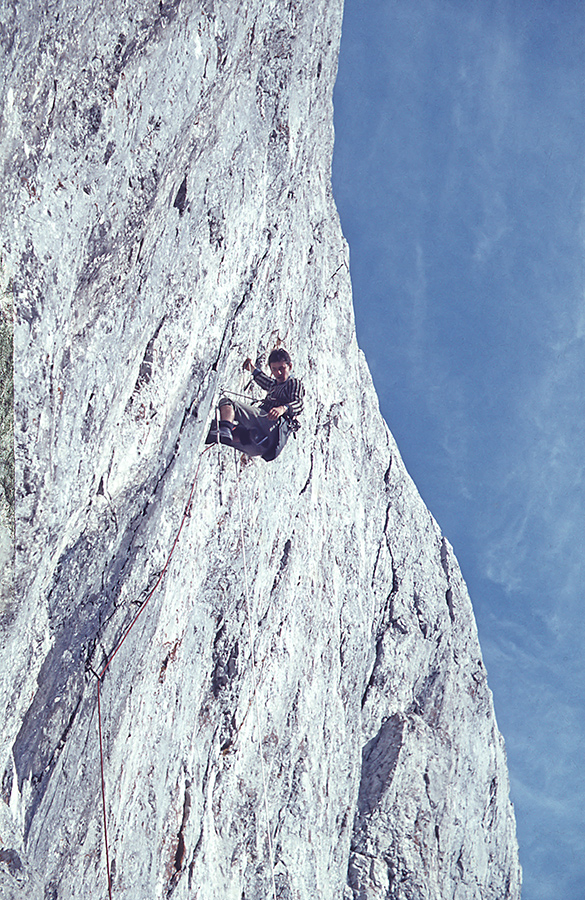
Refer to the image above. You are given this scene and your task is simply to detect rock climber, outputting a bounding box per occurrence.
[206,348,304,461]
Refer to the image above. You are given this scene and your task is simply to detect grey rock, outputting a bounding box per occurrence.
[0,1,521,898]
[0,259,14,617]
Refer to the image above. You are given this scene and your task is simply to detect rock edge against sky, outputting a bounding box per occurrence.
[0,1,520,898]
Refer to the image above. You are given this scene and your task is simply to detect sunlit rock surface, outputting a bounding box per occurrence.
[0,266,13,614]
[0,1,521,898]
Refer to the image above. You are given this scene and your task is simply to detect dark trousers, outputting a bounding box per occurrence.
[225,399,279,458]
[207,398,292,460]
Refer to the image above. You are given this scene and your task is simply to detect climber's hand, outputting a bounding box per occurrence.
[267,406,287,420]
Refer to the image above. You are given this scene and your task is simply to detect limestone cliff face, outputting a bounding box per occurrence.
[0,272,13,613]
[0,1,521,898]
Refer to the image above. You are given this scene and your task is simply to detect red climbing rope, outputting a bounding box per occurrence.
[93,445,212,898]
[96,679,113,900]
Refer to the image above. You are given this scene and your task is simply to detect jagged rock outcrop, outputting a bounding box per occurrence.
[0,1,521,898]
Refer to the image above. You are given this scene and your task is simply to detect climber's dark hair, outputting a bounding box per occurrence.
[268,348,292,366]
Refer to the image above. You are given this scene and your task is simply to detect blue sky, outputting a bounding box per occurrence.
[332,2,585,898]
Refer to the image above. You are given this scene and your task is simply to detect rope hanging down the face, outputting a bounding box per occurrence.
[96,679,113,900]
[234,451,278,900]
[94,431,278,899]
[93,445,212,899]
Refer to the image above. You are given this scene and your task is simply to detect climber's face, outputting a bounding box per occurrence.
[269,360,292,383]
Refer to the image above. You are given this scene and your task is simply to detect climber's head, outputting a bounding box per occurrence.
[268,348,292,383]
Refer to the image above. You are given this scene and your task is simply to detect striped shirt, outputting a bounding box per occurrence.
[252,368,305,419]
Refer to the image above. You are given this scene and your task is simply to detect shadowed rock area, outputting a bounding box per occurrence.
[0,1,521,898]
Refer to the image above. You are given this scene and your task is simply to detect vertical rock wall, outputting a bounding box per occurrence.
[0,258,13,612]
[0,1,521,898]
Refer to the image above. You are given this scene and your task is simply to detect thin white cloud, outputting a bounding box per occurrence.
[334,6,585,892]
[406,242,428,377]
